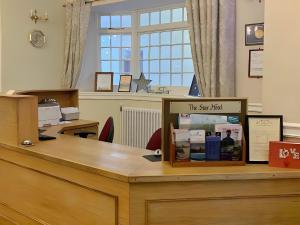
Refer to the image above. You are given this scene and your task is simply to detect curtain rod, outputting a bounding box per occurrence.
[62,0,96,7]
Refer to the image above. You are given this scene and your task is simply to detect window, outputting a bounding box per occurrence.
[98,5,194,87]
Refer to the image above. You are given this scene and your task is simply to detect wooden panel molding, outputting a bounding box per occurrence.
[146,194,300,225]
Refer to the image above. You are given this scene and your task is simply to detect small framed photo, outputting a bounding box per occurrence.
[246,115,283,164]
[248,49,263,78]
[95,72,113,92]
[245,23,264,46]
[118,75,132,92]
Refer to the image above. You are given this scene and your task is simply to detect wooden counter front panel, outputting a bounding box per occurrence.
[146,196,300,225]
[130,179,300,225]
[0,160,117,225]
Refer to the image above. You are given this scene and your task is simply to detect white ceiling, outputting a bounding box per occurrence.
[92,0,185,14]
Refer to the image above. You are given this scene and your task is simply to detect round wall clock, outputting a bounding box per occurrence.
[29,30,46,48]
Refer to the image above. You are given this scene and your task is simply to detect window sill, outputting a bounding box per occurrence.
[79,92,196,102]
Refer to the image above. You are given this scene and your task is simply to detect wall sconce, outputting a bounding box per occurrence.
[30,9,48,24]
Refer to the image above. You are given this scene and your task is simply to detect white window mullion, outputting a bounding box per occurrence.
[131,11,139,79]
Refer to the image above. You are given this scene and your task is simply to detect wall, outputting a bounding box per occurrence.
[236,0,265,103]
[263,0,300,123]
[0,0,64,92]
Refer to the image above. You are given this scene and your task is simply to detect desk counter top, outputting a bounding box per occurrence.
[1,120,300,183]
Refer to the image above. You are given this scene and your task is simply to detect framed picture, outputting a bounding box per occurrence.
[118,75,132,92]
[245,23,264,46]
[246,115,283,164]
[95,72,113,92]
[248,49,263,78]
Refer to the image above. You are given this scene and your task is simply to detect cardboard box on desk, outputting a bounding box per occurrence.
[269,141,300,169]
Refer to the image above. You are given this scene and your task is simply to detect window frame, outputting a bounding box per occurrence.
[97,3,193,88]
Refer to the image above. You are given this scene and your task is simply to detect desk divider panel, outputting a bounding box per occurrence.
[0,95,38,146]
[162,98,248,167]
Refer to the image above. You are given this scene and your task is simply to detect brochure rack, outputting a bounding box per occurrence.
[162,98,248,167]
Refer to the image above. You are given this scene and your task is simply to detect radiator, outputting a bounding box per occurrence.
[121,107,161,149]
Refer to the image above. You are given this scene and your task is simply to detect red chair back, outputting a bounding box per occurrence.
[99,117,114,143]
[146,128,161,151]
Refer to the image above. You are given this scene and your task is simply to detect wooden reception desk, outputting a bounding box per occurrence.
[0,94,300,225]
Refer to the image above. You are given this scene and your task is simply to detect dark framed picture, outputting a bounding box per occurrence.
[118,75,132,92]
[95,72,113,92]
[246,115,283,164]
[245,23,264,46]
[248,49,263,78]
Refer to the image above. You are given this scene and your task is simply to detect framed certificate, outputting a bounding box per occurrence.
[246,115,283,164]
[248,49,263,78]
[95,72,113,92]
[118,75,132,92]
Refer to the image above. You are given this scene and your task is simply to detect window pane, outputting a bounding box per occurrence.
[112,61,120,73]
[161,46,170,59]
[150,47,159,59]
[184,45,192,58]
[114,74,120,85]
[172,8,183,22]
[183,59,194,72]
[111,35,121,47]
[150,11,160,25]
[150,33,159,46]
[101,35,110,47]
[122,60,131,73]
[172,45,182,58]
[150,60,159,73]
[100,16,110,28]
[172,30,183,44]
[161,10,171,24]
[140,34,149,47]
[101,48,110,60]
[141,60,149,73]
[184,30,190,44]
[101,61,110,71]
[161,74,171,86]
[122,35,131,47]
[111,16,121,28]
[150,74,159,85]
[140,47,149,60]
[172,60,182,73]
[183,8,187,21]
[144,73,150,79]
[160,60,170,73]
[111,48,119,60]
[172,74,182,86]
[161,32,171,45]
[183,73,194,87]
[122,15,132,28]
[122,48,131,60]
[140,13,149,26]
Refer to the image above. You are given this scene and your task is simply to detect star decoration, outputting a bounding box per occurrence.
[133,73,152,93]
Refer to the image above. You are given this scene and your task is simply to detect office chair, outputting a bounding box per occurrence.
[75,117,114,143]
[146,128,161,151]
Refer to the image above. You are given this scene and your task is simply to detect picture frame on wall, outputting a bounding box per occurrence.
[248,49,264,78]
[245,23,264,46]
[245,115,283,164]
[95,72,113,92]
[118,75,132,92]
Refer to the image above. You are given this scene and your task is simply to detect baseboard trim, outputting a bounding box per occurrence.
[283,122,300,138]
[248,103,263,113]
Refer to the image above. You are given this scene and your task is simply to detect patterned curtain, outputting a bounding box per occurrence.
[186,0,236,97]
[62,0,91,88]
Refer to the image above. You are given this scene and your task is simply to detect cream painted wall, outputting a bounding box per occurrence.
[263,0,300,123]
[0,0,64,91]
[236,0,264,103]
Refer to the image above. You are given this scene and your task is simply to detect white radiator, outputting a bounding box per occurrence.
[121,107,161,149]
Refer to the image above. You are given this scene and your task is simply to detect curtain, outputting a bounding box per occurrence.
[62,0,91,88]
[186,0,236,97]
